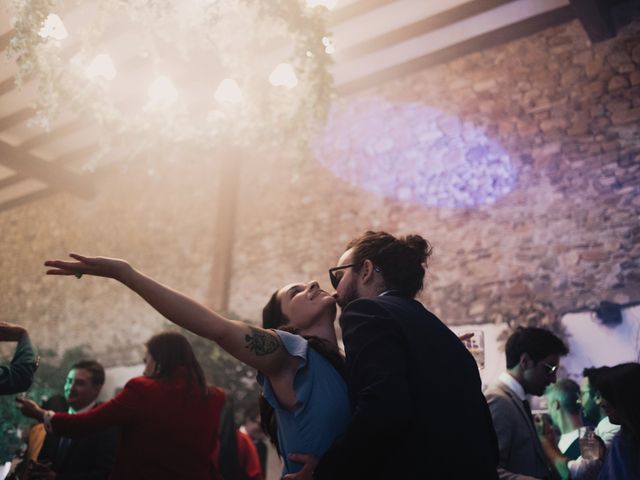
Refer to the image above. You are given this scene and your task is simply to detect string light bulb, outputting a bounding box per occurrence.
[147,76,178,106]
[38,14,68,40]
[214,78,243,104]
[322,36,335,55]
[306,0,338,9]
[269,63,298,88]
[86,54,117,81]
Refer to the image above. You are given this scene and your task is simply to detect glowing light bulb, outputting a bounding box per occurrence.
[322,37,335,55]
[214,79,243,104]
[86,54,116,81]
[306,0,338,9]
[38,14,68,40]
[269,63,298,89]
[147,76,178,105]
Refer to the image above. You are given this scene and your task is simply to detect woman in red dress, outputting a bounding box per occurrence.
[18,332,226,480]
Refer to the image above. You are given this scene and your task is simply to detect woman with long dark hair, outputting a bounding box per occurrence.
[18,331,227,480]
[595,362,640,480]
[40,254,351,477]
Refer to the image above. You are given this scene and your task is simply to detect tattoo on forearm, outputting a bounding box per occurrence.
[245,327,280,356]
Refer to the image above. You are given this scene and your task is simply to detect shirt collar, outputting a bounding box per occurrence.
[378,290,401,297]
[558,429,580,454]
[69,400,97,415]
[499,372,527,401]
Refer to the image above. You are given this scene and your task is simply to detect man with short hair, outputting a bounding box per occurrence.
[31,360,117,480]
[485,327,569,480]
[544,379,583,460]
[580,367,620,447]
[0,321,37,395]
[295,231,499,480]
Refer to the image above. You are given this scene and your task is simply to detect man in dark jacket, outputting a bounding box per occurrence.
[290,231,499,480]
[32,360,117,480]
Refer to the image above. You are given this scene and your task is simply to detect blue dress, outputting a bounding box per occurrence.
[257,330,351,475]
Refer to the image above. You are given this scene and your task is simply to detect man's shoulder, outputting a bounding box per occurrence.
[485,383,512,402]
[485,384,519,412]
[342,295,428,317]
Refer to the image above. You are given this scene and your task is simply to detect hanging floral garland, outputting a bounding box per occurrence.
[8,0,334,164]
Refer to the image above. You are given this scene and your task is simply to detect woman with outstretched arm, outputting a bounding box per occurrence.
[42,254,351,478]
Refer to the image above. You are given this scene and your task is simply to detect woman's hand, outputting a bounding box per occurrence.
[45,254,132,283]
[16,396,46,422]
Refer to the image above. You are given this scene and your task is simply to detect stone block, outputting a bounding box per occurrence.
[608,75,630,91]
[611,107,640,125]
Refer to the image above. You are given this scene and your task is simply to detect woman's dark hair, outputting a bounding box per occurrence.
[146,331,207,395]
[259,290,345,455]
[346,231,432,298]
[594,362,640,442]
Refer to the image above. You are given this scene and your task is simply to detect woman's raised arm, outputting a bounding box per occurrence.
[44,254,293,377]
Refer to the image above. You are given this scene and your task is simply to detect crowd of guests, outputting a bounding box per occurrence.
[0,230,638,480]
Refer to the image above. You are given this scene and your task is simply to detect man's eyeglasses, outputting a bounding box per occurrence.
[328,263,357,289]
[542,362,558,375]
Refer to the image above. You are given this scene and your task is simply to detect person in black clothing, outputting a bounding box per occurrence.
[289,231,499,480]
[30,360,117,480]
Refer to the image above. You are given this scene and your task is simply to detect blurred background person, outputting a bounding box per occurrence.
[0,321,37,395]
[580,367,620,447]
[544,379,583,460]
[593,362,640,480]
[29,361,117,480]
[18,332,227,480]
[239,403,267,478]
[485,326,569,479]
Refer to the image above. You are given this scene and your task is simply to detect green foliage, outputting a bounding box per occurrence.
[0,346,89,463]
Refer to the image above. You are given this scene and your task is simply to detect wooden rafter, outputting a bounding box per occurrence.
[336,0,516,62]
[0,140,94,198]
[336,6,576,95]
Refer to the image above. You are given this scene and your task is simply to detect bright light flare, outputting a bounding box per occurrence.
[214,79,243,104]
[269,63,298,89]
[306,0,338,9]
[86,54,117,81]
[322,36,335,55]
[147,76,178,106]
[38,14,68,40]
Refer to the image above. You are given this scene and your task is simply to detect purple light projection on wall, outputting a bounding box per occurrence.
[313,97,517,208]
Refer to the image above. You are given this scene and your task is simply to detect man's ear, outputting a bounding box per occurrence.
[520,352,533,370]
[360,259,375,284]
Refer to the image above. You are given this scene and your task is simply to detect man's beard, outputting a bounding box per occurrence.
[337,277,359,309]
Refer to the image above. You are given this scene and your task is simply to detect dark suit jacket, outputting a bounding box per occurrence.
[315,295,499,480]
[50,373,226,480]
[39,404,118,480]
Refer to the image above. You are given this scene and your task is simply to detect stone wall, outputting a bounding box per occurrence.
[1,19,640,363]
[1,157,222,365]
[228,18,640,326]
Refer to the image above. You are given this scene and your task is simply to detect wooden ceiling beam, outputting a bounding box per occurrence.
[0,186,56,213]
[19,118,89,151]
[0,140,94,198]
[331,0,396,27]
[0,107,35,132]
[336,6,576,96]
[336,0,516,62]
